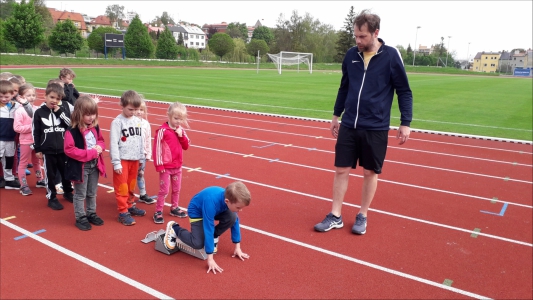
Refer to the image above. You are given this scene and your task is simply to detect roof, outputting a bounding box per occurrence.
[48,8,87,30]
[91,15,112,26]
[169,24,205,35]
[499,52,511,60]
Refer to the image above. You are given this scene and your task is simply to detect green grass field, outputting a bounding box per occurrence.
[7,67,533,141]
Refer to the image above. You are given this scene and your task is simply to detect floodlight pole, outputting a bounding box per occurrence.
[412,26,421,66]
[445,36,452,67]
[466,42,470,70]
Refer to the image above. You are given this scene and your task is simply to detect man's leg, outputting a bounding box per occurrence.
[331,166,351,217]
[359,169,378,217]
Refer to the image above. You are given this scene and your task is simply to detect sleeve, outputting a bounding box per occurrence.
[13,108,31,134]
[143,121,152,159]
[390,48,413,127]
[64,130,98,162]
[32,110,42,153]
[73,87,80,100]
[55,107,71,128]
[109,119,122,170]
[152,128,164,172]
[96,126,106,152]
[202,199,217,254]
[139,125,145,164]
[333,55,349,117]
[230,214,242,244]
[178,129,190,150]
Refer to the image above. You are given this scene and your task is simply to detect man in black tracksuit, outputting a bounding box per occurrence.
[32,83,74,210]
[314,10,413,235]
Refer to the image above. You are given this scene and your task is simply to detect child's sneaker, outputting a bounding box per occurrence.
[36,180,46,188]
[170,207,187,218]
[0,178,5,188]
[5,180,21,189]
[63,192,74,203]
[213,236,219,254]
[164,221,178,250]
[87,213,104,226]
[153,211,164,224]
[27,163,33,168]
[118,212,136,226]
[138,194,156,204]
[48,198,64,210]
[55,183,64,195]
[19,185,32,196]
[128,204,146,216]
[25,169,31,175]
[75,216,92,231]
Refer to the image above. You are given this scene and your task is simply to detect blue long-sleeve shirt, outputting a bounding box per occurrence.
[187,186,241,254]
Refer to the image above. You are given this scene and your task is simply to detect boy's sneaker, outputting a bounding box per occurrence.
[314,213,344,232]
[48,198,64,210]
[27,163,33,168]
[118,212,136,226]
[63,192,74,203]
[75,216,92,231]
[87,213,104,226]
[213,236,219,254]
[153,211,164,224]
[5,180,21,189]
[351,213,367,235]
[164,221,178,250]
[128,204,146,216]
[170,207,187,218]
[20,185,33,196]
[25,169,31,175]
[0,178,5,188]
[139,194,156,204]
[56,183,64,195]
[36,180,47,188]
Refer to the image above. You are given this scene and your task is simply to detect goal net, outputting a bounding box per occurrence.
[267,51,313,74]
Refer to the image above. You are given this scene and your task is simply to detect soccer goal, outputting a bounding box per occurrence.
[267,51,313,74]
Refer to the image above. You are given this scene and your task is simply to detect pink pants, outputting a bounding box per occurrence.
[18,144,43,186]
[156,167,182,212]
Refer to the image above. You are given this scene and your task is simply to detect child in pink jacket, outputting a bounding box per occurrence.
[13,84,45,195]
[152,102,190,224]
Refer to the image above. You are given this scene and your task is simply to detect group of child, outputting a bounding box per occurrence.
[0,68,252,273]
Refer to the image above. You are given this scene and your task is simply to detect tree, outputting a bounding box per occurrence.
[155,26,178,59]
[105,4,124,27]
[251,26,274,46]
[87,26,121,54]
[177,32,184,46]
[2,0,44,52]
[48,18,83,55]
[406,43,412,54]
[160,11,175,26]
[226,22,248,41]
[0,0,16,20]
[334,6,356,62]
[208,32,235,59]
[246,39,269,56]
[124,15,154,58]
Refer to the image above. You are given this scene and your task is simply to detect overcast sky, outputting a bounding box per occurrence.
[45,1,533,60]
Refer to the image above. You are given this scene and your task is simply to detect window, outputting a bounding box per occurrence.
[190,42,193,45]
[201,43,204,46]
[484,64,487,67]
[491,64,495,67]
[196,42,199,45]
[201,35,204,39]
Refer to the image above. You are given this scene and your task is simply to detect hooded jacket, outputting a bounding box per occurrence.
[153,122,190,172]
[32,104,71,154]
[64,125,107,182]
[333,38,413,130]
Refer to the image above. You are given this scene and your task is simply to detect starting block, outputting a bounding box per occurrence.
[141,230,207,260]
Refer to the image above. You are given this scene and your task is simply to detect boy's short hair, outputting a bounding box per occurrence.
[0,72,13,80]
[46,83,65,98]
[0,80,14,94]
[59,68,76,79]
[48,78,65,87]
[13,75,25,82]
[225,181,251,206]
[7,76,22,86]
[120,90,142,108]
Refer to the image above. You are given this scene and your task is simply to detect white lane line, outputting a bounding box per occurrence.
[92,182,491,299]
[0,219,174,300]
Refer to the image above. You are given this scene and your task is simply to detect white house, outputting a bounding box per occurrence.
[168,24,206,50]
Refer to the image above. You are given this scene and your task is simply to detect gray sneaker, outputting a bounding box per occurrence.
[351,213,367,235]
[314,213,343,232]
[20,185,33,196]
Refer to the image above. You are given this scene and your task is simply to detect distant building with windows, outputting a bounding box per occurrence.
[48,8,88,37]
[168,24,206,49]
[472,52,501,73]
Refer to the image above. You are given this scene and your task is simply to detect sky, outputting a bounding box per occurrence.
[44,1,533,60]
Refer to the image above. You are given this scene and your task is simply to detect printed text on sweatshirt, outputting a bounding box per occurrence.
[109,114,145,170]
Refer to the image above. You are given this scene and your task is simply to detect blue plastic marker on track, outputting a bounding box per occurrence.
[14,229,46,240]
[216,173,230,179]
[252,143,275,149]
[269,158,279,163]
[480,203,508,216]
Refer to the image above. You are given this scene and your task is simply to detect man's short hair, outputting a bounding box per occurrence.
[225,181,251,206]
[354,9,380,33]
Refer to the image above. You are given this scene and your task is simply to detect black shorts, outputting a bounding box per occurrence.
[334,125,388,174]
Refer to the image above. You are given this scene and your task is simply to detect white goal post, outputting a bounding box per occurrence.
[267,51,313,74]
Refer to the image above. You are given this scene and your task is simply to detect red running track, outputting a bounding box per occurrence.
[1,92,532,299]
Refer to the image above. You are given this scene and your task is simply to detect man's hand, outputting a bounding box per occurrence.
[206,255,223,274]
[232,243,250,261]
[396,125,411,145]
[330,116,340,138]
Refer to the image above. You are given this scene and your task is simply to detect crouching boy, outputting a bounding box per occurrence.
[164,181,251,274]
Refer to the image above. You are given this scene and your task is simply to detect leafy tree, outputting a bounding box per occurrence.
[208,32,234,59]
[124,15,154,58]
[177,32,184,46]
[105,4,124,27]
[406,43,412,54]
[155,26,178,59]
[149,31,157,41]
[0,0,16,20]
[226,22,248,41]
[2,0,44,52]
[246,38,269,56]
[87,26,121,54]
[0,19,16,52]
[251,26,274,45]
[334,5,356,62]
[160,12,175,26]
[230,38,247,62]
[48,18,83,55]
